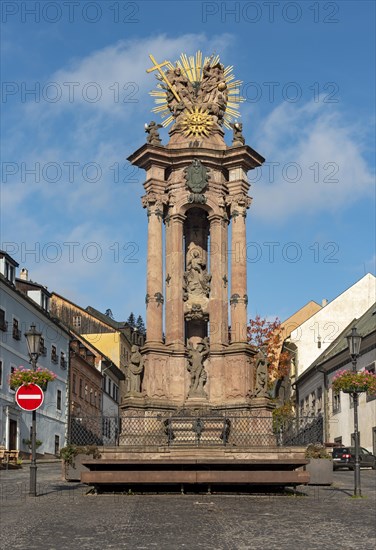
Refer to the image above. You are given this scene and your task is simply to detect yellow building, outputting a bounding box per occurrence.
[50,294,143,392]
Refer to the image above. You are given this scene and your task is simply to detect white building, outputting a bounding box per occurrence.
[295,303,376,453]
[0,252,70,456]
[287,273,376,378]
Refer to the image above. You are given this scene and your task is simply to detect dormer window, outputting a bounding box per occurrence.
[5,261,15,284]
[41,292,49,312]
[73,315,81,329]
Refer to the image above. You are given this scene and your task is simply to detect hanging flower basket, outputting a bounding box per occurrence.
[9,366,57,390]
[332,369,376,395]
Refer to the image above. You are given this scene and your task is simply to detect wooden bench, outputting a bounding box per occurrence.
[81,458,310,488]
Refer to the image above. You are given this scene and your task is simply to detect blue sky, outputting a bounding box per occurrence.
[1,0,375,324]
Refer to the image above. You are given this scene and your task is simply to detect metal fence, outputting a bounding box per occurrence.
[68,412,323,448]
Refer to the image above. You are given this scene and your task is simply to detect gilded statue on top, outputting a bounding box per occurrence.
[147,52,244,138]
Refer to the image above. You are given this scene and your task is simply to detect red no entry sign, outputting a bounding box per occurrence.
[15,384,44,411]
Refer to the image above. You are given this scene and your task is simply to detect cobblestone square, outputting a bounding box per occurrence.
[1,463,375,550]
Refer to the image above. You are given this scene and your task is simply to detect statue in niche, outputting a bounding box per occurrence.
[184,158,210,194]
[253,345,269,398]
[230,122,245,146]
[183,249,211,301]
[145,121,163,145]
[127,344,144,394]
[187,337,210,397]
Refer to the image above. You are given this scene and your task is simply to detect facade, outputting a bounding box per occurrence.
[0,253,70,456]
[70,331,124,417]
[286,273,376,379]
[50,294,137,402]
[295,303,376,452]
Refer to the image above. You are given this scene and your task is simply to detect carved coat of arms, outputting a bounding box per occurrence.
[184,159,210,194]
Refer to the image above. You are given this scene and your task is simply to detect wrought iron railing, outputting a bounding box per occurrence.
[68,412,324,448]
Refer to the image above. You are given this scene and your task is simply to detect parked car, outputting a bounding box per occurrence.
[332,447,376,470]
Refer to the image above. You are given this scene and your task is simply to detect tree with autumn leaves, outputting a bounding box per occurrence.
[247,315,291,383]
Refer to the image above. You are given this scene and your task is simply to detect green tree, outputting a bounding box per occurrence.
[127,312,136,328]
[136,315,146,335]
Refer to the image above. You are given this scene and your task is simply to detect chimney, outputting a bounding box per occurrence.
[322,299,328,307]
[20,268,29,281]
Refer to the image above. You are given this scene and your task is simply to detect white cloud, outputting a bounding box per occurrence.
[23,33,235,118]
[250,101,374,222]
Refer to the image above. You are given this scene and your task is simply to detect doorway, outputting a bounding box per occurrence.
[9,419,17,449]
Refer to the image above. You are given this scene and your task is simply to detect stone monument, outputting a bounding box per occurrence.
[122,52,269,417]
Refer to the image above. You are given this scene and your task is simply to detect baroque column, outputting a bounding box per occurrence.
[142,192,164,344]
[228,192,251,344]
[209,213,229,348]
[165,213,185,348]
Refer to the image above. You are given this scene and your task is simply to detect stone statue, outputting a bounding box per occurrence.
[183,249,211,301]
[162,65,194,119]
[253,346,269,398]
[199,62,228,125]
[230,122,245,146]
[128,344,144,394]
[145,121,163,145]
[187,337,210,397]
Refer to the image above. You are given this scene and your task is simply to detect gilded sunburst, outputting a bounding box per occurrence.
[148,51,244,133]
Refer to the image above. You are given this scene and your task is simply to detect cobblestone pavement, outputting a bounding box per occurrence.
[1,463,375,550]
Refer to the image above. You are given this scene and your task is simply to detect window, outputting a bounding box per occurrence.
[0,309,7,332]
[39,337,47,356]
[310,391,316,415]
[333,391,341,414]
[60,352,67,369]
[317,387,323,413]
[79,379,83,398]
[366,363,376,402]
[54,435,60,455]
[5,261,15,283]
[12,318,21,340]
[57,389,62,411]
[299,400,304,417]
[41,293,49,311]
[85,384,88,400]
[10,366,15,391]
[73,315,81,328]
[51,345,58,363]
[304,396,309,415]
[108,378,112,395]
[90,388,93,404]
[72,374,77,394]
[94,391,97,408]
[334,436,342,447]
[349,394,354,409]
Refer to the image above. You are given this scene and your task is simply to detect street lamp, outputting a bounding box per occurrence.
[346,326,363,497]
[25,323,42,497]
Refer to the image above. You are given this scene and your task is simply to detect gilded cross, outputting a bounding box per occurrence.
[146,54,181,102]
